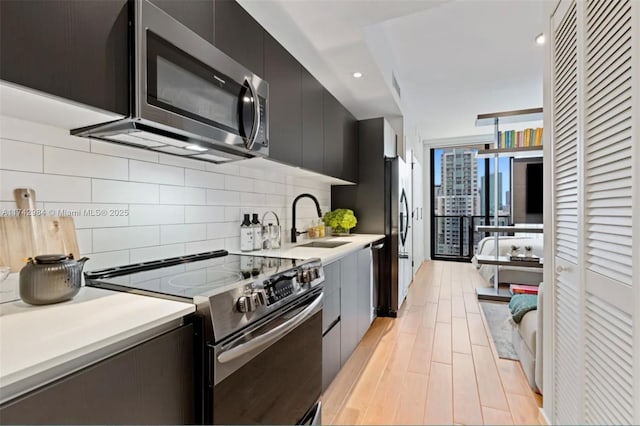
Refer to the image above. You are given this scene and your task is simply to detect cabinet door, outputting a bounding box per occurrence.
[0,0,129,115]
[150,0,214,44]
[264,34,302,167]
[356,248,373,341]
[0,325,195,424]
[339,252,358,366]
[323,90,343,179]
[214,0,264,76]
[322,321,341,392]
[322,260,341,334]
[342,109,359,182]
[302,68,324,173]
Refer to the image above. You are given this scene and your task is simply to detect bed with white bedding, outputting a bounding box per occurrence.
[471,235,544,286]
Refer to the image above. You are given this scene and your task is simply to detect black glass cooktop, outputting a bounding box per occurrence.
[84,250,303,300]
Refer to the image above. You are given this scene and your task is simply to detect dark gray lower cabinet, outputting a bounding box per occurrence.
[0,324,195,425]
[322,322,341,391]
[356,248,373,341]
[339,251,359,366]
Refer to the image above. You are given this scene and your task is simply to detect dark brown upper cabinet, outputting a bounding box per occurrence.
[323,91,343,179]
[150,0,215,44]
[264,33,303,168]
[214,0,264,77]
[0,0,130,115]
[301,68,324,174]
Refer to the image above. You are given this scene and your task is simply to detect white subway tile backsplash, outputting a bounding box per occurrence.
[225,175,253,192]
[84,250,130,272]
[90,140,159,163]
[185,239,225,255]
[207,222,240,240]
[225,207,242,222]
[185,205,225,223]
[1,114,333,272]
[159,153,206,170]
[43,203,129,228]
[0,139,43,173]
[240,192,266,206]
[160,185,206,205]
[254,180,285,195]
[0,170,91,202]
[185,169,225,189]
[129,204,184,226]
[92,179,159,204]
[76,229,93,255]
[207,162,239,175]
[0,116,91,152]
[93,226,159,252]
[161,224,207,245]
[206,189,240,206]
[44,146,128,180]
[130,243,185,263]
[130,160,184,185]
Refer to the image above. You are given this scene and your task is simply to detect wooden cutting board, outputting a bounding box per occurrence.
[0,216,80,272]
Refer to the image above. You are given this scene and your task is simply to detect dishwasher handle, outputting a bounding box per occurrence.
[217,293,323,364]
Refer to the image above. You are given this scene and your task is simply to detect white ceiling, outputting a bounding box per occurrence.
[239,0,546,141]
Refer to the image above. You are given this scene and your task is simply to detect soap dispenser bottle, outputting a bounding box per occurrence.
[251,213,262,251]
[240,214,253,252]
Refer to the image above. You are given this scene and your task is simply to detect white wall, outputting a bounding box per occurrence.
[0,115,331,272]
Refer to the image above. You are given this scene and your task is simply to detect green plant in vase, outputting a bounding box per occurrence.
[323,209,357,235]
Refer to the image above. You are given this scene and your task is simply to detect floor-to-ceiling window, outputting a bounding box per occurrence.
[431,145,511,261]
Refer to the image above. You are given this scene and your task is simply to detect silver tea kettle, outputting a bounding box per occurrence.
[20,254,89,305]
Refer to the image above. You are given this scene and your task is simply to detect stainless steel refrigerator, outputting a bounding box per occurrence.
[331,118,412,317]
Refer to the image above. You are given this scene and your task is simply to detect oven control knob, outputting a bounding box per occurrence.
[251,290,267,307]
[236,296,250,313]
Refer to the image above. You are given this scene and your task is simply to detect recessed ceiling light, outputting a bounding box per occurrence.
[535,33,545,45]
[352,72,363,79]
[185,144,208,152]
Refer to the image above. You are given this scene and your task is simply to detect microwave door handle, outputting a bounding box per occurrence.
[244,79,261,150]
[217,293,323,364]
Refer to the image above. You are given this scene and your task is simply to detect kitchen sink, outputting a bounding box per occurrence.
[297,241,350,249]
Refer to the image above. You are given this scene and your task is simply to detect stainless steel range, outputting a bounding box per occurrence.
[85,250,323,425]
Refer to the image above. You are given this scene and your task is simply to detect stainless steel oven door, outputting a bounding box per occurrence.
[136,0,268,156]
[210,290,323,425]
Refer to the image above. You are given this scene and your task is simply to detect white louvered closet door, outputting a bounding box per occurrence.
[583,0,634,423]
[551,1,583,423]
[549,0,638,424]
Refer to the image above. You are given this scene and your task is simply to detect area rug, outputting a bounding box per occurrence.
[479,301,519,361]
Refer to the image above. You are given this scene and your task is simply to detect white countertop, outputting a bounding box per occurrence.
[232,233,386,264]
[0,287,194,404]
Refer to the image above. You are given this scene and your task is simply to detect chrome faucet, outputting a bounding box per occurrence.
[291,193,322,243]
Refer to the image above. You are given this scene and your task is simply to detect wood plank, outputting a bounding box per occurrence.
[422,303,438,329]
[451,296,466,318]
[423,362,453,425]
[359,332,415,424]
[400,306,422,334]
[506,392,542,424]
[497,359,535,396]
[451,317,471,354]
[482,406,514,425]
[472,345,510,411]
[452,352,483,425]
[393,372,429,425]
[407,326,434,376]
[436,297,452,323]
[464,291,480,313]
[467,312,490,346]
[431,322,452,364]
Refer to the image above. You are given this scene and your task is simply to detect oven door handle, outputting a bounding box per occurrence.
[217,293,323,364]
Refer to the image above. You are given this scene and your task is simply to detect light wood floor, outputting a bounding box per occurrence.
[321,260,543,425]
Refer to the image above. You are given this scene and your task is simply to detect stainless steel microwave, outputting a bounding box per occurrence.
[72,0,268,163]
